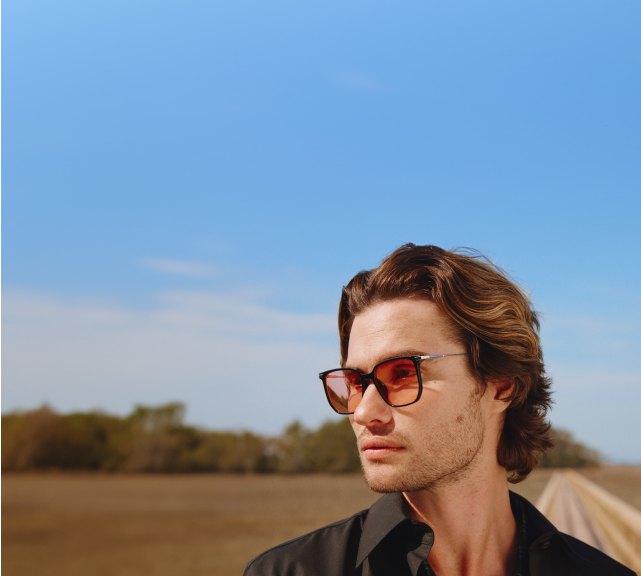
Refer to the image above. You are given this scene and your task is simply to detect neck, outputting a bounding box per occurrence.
[403,461,517,576]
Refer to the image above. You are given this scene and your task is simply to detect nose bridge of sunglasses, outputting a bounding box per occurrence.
[363,373,391,405]
[361,373,374,388]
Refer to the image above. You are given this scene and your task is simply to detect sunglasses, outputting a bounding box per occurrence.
[319,354,466,415]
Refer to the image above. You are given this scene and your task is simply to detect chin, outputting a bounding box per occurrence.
[361,460,419,493]
[360,449,481,493]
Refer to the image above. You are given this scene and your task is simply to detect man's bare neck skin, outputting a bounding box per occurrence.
[403,459,517,576]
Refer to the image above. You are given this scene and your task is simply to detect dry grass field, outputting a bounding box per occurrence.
[3,467,640,576]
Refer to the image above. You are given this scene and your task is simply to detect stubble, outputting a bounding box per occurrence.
[359,388,486,493]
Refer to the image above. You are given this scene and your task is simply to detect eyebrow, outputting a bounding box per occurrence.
[345,349,427,372]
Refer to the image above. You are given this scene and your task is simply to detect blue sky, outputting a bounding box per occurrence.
[3,0,640,462]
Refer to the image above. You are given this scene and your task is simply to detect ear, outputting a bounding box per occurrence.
[487,378,514,414]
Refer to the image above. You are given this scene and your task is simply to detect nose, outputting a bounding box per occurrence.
[352,379,393,427]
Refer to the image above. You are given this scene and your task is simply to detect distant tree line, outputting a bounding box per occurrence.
[1,403,360,473]
[2,403,601,473]
[538,428,603,469]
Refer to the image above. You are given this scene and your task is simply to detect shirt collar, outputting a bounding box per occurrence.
[509,491,556,540]
[356,492,410,566]
[356,492,435,573]
[510,493,531,576]
[509,490,596,568]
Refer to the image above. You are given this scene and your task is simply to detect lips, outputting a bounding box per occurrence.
[359,438,404,460]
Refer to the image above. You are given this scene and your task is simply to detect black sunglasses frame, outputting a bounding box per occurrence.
[318,354,466,415]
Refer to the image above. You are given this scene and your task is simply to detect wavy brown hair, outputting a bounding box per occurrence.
[338,244,553,483]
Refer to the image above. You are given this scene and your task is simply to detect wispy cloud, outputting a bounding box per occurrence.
[541,312,640,365]
[545,362,641,463]
[547,367,641,390]
[539,312,641,462]
[143,258,215,278]
[2,291,339,434]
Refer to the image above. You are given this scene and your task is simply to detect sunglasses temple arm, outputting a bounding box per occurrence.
[417,353,466,360]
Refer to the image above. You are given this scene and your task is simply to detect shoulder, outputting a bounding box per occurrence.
[243,509,368,576]
[510,492,635,576]
[559,532,637,576]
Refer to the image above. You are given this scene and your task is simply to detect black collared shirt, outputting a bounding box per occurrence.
[243,491,634,576]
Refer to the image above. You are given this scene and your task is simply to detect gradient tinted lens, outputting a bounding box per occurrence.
[374,357,420,406]
[324,370,362,414]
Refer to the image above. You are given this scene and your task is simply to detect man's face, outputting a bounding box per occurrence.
[347,297,490,493]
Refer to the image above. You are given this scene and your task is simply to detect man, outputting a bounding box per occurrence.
[244,244,633,576]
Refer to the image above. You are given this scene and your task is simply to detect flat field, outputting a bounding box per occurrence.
[3,467,640,576]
